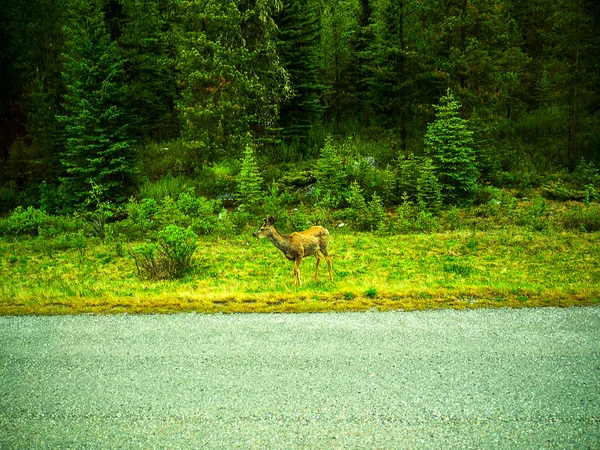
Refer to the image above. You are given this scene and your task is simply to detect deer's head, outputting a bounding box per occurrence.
[253,216,277,239]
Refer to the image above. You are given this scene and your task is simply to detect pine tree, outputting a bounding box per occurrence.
[416,157,442,213]
[424,89,478,204]
[315,136,346,207]
[276,0,326,147]
[237,144,264,212]
[59,0,135,207]
[118,0,178,141]
[175,0,288,164]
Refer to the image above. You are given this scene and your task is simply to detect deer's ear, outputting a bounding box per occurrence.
[267,216,276,225]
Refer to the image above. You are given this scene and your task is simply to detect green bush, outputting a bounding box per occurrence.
[562,204,600,232]
[130,225,198,280]
[139,173,196,202]
[176,192,219,235]
[516,194,549,231]
[415,158,442,213]
[395,154,421,200]
[0,206,50,236]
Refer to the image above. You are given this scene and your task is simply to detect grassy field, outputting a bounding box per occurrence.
[1,226,599,315]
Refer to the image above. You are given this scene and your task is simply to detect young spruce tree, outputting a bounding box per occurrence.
[424,89,478,204]
[59,0,135,207]
[237,144,264,213]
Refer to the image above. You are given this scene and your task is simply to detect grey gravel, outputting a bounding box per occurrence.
[1,308,599,449]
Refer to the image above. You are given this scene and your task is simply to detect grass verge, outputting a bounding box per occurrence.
[1,229,599,315]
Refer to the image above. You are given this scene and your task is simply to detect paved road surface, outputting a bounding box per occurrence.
[1,308,599,449]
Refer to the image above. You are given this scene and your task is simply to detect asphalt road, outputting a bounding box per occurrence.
[1,308,599,449]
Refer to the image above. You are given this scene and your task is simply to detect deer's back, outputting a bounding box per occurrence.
[290,226,329,257]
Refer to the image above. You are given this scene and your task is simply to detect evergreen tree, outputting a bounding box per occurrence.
[59,0,136,207]
[315,136,346,207]
[367,0,416,150]
[321,0,359,130]
[276,0,326,148]
[416,157,442,213]
[118,0,179,141]
[174,0,288,164]
[424,89,478,204]
[237,144,264,212]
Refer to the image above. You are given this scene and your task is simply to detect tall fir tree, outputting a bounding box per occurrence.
[117,0,179,142]
[237,143,264,213]
[424,89,478,204]
[174,0,288,164]
[59,0,136,207]
[276,0,326,149]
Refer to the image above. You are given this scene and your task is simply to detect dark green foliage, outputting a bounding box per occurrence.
[58,0,136,208]
[276,0,326,147]
[174,0,288,162]
[425,90,479,204]
[1,0,599,215]
[130,225,198,279]
[117,0,178,141]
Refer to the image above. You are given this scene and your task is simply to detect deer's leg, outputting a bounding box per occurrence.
[314,254,321,281]
[294,257,303,285]
[321,247,333,281]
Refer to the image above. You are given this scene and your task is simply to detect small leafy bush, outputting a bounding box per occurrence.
[130,225,198,280]
[0,206,50,236]
[176,192,219,235]
[562,204,600,232]
[516,194,549,231]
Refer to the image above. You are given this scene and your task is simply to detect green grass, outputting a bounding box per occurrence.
[1,227,599,315]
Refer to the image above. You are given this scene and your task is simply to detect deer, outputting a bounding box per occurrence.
[253,216,333,285]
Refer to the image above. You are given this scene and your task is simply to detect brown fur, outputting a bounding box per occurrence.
[253,216,333,285]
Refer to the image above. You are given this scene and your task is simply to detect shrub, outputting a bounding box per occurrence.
[130,225,198,280]
[516,194,549,231]
[415,210,441,233]
[176,192,219,235]
[345,182,386,232]
[395,154,421,200]
[0,206,50,236]
[345,181,367,226]
[365,192,386,232]
[139,173,196,202]
[562,204,600,232]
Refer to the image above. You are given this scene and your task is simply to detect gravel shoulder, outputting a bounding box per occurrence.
[1,307,599,449]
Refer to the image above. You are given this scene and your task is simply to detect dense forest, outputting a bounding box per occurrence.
[1,0,599,216]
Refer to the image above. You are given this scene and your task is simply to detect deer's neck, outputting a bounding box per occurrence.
[267,227,292,255]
